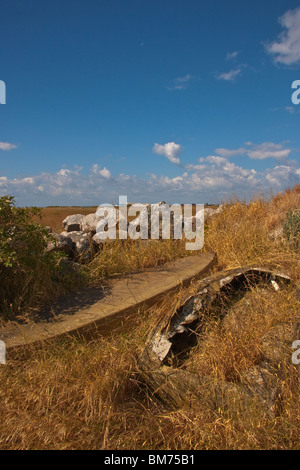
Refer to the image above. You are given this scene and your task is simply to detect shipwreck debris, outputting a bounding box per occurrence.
[138,266,299,410]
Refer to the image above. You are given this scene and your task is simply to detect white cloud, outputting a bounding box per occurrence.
[0,176,8,187]
[99,167,111,179]
[0,142,17,151]
[226,51,239,60]
[0,152,299,207]
[199,156,228,165]
[284,105,300,114]
[247,142,291,160]
[216,68,242,81]
[185,163,207,171]
[215,142,291,160]
[215,147,246,157]
[91,164,111,179]
[167,75,193,91]
[57,169,73,177]
[285,106,296,113]
[265,165,300,187]
[153,142,182,165]
[265,6,300,65]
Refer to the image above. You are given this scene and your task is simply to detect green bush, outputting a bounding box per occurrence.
[0,196,84,320]
[283,208,300,249]
[0,196,48,267]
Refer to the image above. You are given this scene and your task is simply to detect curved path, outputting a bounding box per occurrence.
[1,252,217,353]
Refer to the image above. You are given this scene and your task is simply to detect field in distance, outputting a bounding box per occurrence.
[32,206,98,233]
[32,203,219,233]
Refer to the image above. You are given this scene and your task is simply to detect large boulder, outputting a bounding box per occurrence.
[81,213,102,234]
[129,201,181,239]
[93,206,119,240]
[204,205,225,223]
[46,233,73,255]
[215,204,224,214]
[62,214,84,232]
[204,207,217,222]
[61,230,97,262]
[128,203,151,239]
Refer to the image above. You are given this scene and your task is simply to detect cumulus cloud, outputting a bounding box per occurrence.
[265,6,300,65]
[0,142,17,151]
[153,142,182,165]
[247,142,291,160]
[199,156,228,165]
[216,68,242,81]
[215,142,291,160]
[99,167,111,179]
[0,140,298,206]
[91,164,111,179]
[215,147,246,158]
[0,155,299,207]
[265,165,300,187]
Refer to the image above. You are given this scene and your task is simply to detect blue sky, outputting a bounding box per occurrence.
[0,0,300,206]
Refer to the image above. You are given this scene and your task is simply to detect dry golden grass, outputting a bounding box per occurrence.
[32,206,98,233]
[32,206,196,280]
[0,284,298,450]
[204,195,300,279]
[88,238,193,280]
[32,203,215,234]
[0,186,299,449]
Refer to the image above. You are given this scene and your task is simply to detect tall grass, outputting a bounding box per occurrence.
[0,284,298,450]
[0,186,299,449]
[204,194,300,279]
[88,238,192,280]
[32,206,98,233]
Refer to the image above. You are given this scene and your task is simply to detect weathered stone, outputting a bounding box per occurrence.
[92,233,108,244]
[46,233,73,255]
[80,213,102,234]
[94,207,118,240]
[204,205,224,223]
[215,204,224,214]
[62,214,84,232]
[129,201,183,239]
[204,207,217,222]
[64,230,97,262]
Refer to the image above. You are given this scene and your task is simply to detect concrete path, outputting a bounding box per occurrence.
[1,252,216,352]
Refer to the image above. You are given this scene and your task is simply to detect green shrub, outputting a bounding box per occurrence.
[0,196,84,320]
[0,196,48,267]
[283,209,300,249]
